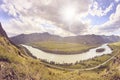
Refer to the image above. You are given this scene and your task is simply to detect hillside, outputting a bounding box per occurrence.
[0,22,120,80]
[0,23,49,79]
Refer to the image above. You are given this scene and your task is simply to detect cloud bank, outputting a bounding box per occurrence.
[0,0,120,36]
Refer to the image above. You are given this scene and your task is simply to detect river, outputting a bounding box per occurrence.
[22,44,112,64]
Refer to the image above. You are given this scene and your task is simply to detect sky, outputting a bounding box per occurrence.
[0,0,120,37]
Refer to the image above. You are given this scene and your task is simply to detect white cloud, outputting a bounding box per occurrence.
[110,4,120,21]
[1,0,119,36]
[2,16,75,37]
[40,24,75,37]
[0,0,92,36]
[89,1,114,17]
[115,0,120,3]
[90,4,120,36]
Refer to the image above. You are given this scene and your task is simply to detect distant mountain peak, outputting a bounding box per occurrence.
[42,32,51,35]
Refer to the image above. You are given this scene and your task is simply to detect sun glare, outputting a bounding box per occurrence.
[59,5,78,23]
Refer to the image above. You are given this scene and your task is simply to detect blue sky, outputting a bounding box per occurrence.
[87,0,119,25]
[0,0,120,37]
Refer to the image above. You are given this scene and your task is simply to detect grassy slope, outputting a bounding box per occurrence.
[29,41,97,54]
[0,36,120,80]
[0,37,49,80]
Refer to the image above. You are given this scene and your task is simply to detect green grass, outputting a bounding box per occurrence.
[29,41,97,54]
[42,54,113,69]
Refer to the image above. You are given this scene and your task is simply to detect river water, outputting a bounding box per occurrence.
[22,44,112,64]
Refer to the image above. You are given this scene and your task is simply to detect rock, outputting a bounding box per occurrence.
[0,22,8,39]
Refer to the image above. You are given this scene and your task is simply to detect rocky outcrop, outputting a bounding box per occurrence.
[0,22,8,39]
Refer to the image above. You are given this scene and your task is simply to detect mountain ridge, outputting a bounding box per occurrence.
[10,32,120,45]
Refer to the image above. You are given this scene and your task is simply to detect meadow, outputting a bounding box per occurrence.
[29,41,98,54]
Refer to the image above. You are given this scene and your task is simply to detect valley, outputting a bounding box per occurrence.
[0,22,120,80]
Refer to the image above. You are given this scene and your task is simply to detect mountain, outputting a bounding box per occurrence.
[64,34,111,44]
[10,32,61,44]
[101,35,120,42]
[10,32,120,45]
